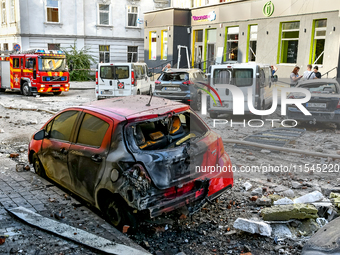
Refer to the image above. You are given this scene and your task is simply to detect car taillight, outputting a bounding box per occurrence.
[182,81,194,85]
[131,71,135,86]
[337,100,340,109]
[96,71,98,85]
[155,80,161,84]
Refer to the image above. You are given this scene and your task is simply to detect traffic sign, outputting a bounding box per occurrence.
[13,44,20,51]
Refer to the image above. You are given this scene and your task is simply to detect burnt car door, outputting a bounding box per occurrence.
[67,111,112,203]
[39,110,81,187]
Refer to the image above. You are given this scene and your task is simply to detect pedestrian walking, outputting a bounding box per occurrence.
[290,66,302,86]
[314,66,321,78]
[303,64,316,80]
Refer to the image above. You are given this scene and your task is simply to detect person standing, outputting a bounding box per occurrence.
[162,63,171,72]
[271,65,278,75]
[314,66,321,78]
[290,66,303,86]
[303,64,316,80]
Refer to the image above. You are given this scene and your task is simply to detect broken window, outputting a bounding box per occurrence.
[129,111,208,151]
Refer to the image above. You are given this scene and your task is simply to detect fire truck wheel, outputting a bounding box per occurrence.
[53,92,62,96]
[22,83,31,96]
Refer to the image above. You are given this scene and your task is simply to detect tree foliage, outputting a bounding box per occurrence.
[63,43,95,81]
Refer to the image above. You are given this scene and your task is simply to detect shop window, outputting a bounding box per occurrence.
[46,0,59,23]
[10,0,14,22]
[279,21,300,64]
[127,46,138,62]
[99,45,110,63]
[48,44,60,50]
[225,26,239,61]
[3,43,8,51]
[311,19,327,65]
[98,4,110,25]
[127,6,138,27]
[161,30,168,60]
[149,32,157,60]
[248,25,258,62]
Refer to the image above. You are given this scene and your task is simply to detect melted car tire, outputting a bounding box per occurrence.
[192,92,202,111]
[33,154,46,177]
[105,198,138,233]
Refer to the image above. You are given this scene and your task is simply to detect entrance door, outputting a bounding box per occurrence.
[207,43,215,71]
[194,44,203,69]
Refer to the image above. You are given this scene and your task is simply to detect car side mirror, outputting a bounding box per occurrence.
[148,71,153,77]
[271,75,278,82]
[33,130,47,140]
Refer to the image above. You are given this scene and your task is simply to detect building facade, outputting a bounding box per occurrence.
[0,0,169,64]
[144,0,340,79]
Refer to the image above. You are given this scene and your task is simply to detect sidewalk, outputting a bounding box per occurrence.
[0,158,147,254]
[69,81,95,90]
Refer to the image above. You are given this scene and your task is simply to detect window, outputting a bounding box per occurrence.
[99,4,110,25]
[10,0,14,22]
[13,58,19,68]
[133,64,145,79]
[77,114,109,147]
[213,68,253,87]
[2,0,6,24]
[3,43,8,51]
[225,27,239,61]
[127,6,138,27]
[311,19,327,65]
[99,45,110,63]
[50,111,79,142]
[279,21,300,64]
[161,30,168,60]
[46,0,59,23]
[248,25,258,62]
[127,46,138,62]
[48,44,60,50]
[149,32,157,60]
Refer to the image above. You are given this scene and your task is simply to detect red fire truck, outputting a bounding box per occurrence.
[0,49,70,96]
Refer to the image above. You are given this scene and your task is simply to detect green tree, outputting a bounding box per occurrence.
[63,43,95,81]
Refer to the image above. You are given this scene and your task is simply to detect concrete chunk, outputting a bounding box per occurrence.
[274,197,294,205]
[330,193,340,208]
[294,191,324,204]
[261,204,318,221]
[233,218,272,237]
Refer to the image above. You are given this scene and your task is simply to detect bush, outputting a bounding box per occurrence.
[63,43,95,81]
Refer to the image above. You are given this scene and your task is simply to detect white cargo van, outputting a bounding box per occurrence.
[95,62,153,100]
[207,63,277,118]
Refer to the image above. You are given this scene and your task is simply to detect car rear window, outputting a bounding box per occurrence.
[301,83,338,94]
[213,68,253,86]
[100,66,129,79]
[160,72,189,82]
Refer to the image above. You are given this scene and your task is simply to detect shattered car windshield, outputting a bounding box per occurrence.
[300,83,338,94]
[130,111,208,151]
[38,58,66,72]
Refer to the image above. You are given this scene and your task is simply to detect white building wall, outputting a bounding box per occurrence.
[0,0,169,63]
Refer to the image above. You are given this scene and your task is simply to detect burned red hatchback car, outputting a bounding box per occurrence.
[28,96,233,230]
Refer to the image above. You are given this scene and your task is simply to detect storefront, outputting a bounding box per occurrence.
[144,0,340,78]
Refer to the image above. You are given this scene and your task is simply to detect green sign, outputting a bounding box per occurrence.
[263,1,274,17]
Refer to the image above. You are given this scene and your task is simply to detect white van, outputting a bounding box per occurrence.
[208,63,277,118]
[95,62,153,100]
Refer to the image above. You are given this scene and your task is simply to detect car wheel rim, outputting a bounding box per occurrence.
[107,202,121,226]
[34,159,41,175]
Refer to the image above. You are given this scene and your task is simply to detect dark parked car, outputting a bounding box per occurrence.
[153,68,207,111]
[287,79,340,127]
[28,96,233,231]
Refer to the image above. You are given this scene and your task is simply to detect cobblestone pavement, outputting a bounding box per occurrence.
[0,160,144,255]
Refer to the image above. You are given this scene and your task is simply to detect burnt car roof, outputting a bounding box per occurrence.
[82,95,190,120]
[297,79,340,86]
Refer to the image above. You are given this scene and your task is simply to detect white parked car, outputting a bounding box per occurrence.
[95,62,154,100]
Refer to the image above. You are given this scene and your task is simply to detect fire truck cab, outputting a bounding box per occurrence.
[0,49,70,96]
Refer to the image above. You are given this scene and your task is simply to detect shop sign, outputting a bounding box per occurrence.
[192,11,216,22]
[263,1,274,17]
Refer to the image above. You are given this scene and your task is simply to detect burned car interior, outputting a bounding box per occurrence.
[131,111,208,150]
